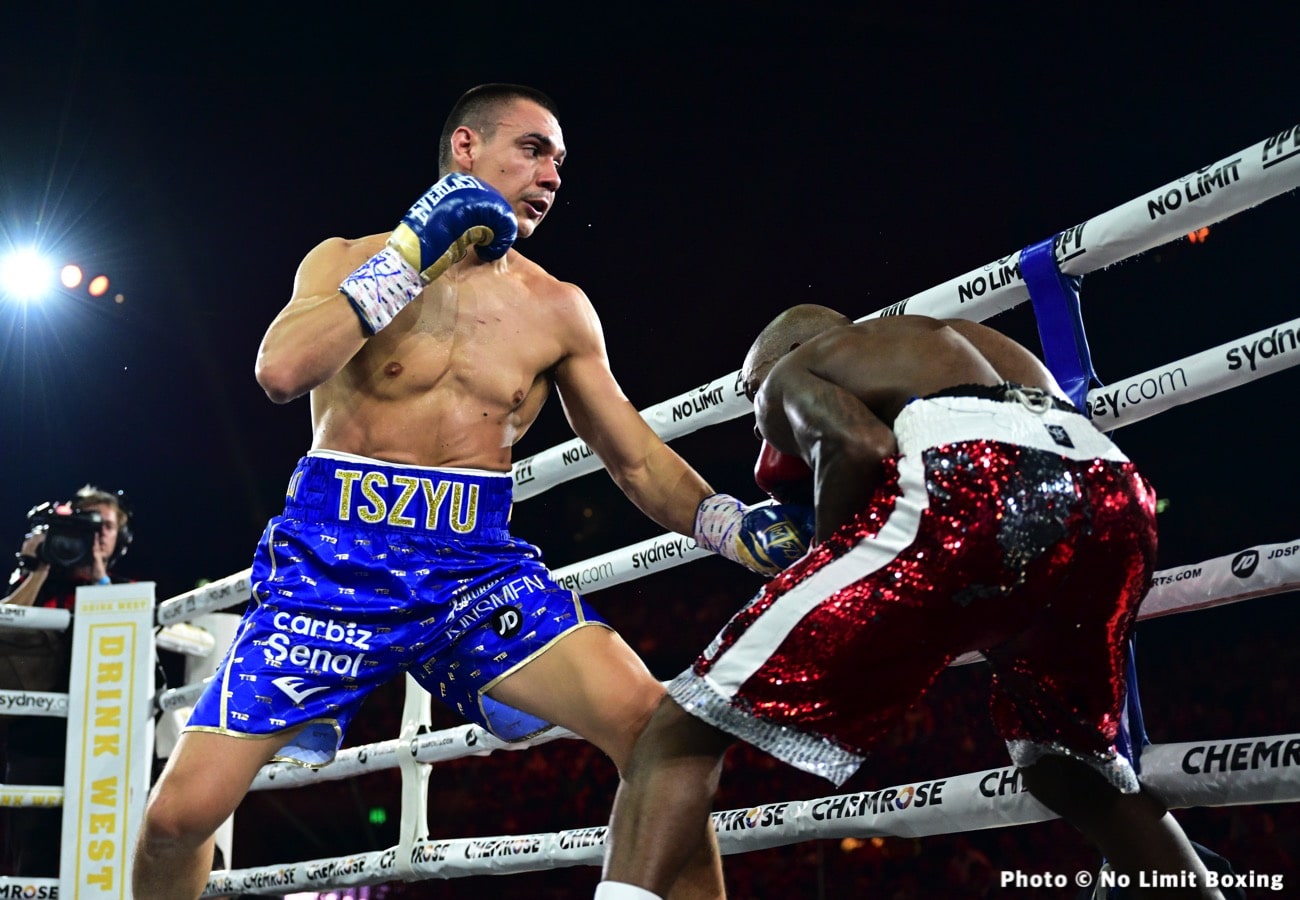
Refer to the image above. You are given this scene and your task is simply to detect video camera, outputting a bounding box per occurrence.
[24,501,105,570]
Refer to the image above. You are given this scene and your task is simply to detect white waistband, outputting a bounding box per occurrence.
[896,396,1129,463]
[308,449,512,479]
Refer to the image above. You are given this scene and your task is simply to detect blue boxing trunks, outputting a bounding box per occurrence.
[185,450,609,766]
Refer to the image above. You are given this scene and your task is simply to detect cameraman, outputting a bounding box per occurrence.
[0,485,131,877]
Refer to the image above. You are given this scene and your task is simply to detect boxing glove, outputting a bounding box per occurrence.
[340,173,518,334]
[754,440,814,507]
[694,493,814,576]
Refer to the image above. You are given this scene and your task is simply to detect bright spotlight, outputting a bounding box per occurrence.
[0,248,55,300]
[61,264,83,288]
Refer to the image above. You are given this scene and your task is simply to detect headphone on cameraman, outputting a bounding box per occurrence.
[110,490,134,566]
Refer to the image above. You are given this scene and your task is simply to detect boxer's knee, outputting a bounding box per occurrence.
[139,782,217,851]
[622,696,731,784]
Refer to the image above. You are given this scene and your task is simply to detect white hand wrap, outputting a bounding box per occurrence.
[339,245,425,335]
[693,493,745,560]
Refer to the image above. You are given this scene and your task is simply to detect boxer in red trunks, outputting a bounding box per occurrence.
[597,306,1225,900]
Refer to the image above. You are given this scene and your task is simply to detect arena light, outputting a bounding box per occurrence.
[0,247,55,300]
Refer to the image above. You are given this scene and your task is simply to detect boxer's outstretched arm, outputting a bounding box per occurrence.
[552,288,712,537]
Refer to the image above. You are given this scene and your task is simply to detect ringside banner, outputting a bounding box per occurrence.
[60,583,156,897]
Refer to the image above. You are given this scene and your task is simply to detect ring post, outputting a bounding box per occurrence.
[396,673,433,881]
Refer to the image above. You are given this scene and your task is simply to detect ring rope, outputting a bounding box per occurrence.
[187,537,1300,894]
[1,527,1282,817]
[197,734,1300,896]
[6,127,1294,896]
[215,536,1297,793]
[509,127,1300,502]
[150,310,1300,631]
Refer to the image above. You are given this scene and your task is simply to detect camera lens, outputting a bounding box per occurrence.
[40,530,95,568]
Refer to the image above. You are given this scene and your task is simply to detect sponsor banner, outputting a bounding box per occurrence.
[1142,734,1300,809]
[720,772,1054,851]
[414,725,500,766]
[1088,318,1300,430]
[641,375,749,436]
[0,879,60,897]
[550,826,608,864]
[60,583,156,896]
[205,848,398,895]
[1141,539,1300,619]
[248,722,575,792]
[710,802,800,854]
[250,737,402,791]
[551,532,710,596]
[156,569,252,625]
[862,126,1300,325]
[409,835,550,878]
[1077,127,1299,281]
[513,376,750,502]
[211,733,1300,889]
[0,690,68,718]
[0,604,70,632]
[0,785,63,808]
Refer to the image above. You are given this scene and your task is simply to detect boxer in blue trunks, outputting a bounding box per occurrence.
[599,307,1225,900]
[185,453,592,763]
[133,84,811,900]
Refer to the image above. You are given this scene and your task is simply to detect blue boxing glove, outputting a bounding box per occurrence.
[694,493,815,576]
[340,173,518,334]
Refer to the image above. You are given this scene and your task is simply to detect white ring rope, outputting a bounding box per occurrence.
[150,311,1300,626]
[202,734,1300,895]
[509,127,1300,501]
[10,533,1292,814]
[232,536,1300,793]
[3,126,1295,897]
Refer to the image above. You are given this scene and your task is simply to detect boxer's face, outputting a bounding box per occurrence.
[465,99,565,239]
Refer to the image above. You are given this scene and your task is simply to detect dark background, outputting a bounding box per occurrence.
[1,3,1296,896]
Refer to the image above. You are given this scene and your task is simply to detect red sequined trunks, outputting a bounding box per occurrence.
[669,385,1157,787]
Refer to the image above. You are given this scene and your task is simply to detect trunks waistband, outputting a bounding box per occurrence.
[923,382,1082,415]
[898,388,1127,463]
[281,453,513,539]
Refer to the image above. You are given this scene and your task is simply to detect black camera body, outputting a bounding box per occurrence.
[25,501,105,570]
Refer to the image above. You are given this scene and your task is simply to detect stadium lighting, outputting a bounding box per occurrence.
[0,247,55,301]
[0,240,121,305]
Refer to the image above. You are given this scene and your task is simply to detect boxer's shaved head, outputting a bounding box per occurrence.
[742,305,852,401]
